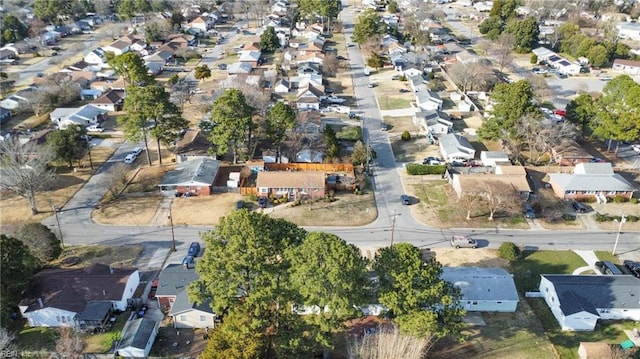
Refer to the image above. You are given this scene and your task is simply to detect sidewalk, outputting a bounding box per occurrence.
[572,250,601,275]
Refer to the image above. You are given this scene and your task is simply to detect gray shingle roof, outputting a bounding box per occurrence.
[442,267,519,302]
[549,173,636,192]
[542,275,640,316]
[119,318,157,350]
[169,289,214,316]
[439,133,475,158]
[155,264,198,297]
[159,158,221,187]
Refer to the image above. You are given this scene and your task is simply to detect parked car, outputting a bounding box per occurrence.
[188,242,201,257]
[337,55,347,60]
[401,194,410,205]
[258,197,268,208]
[218,63,227,70]
[423,156,441,165]
[572,201,588,213]
[450,235,477,249]
[523,203,535,219]
[595,261,623,275]
[623,260,640,278]
[399,89,409,93]
[631,144,640,153]
[348,112,358,119]
[391,74,400,80]
[380,122,388,131]
[367,82,376,88]
[87,125,104,132]
[124,153,137,164]
[181,255,195,268]
[131,147,144,156]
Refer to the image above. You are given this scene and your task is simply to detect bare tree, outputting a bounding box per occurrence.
[348,324,431,359]
[55,327,86,359]
[323,53,339,77]
[446,62,491,93]
[21,89,52,116]
[104,163,130,200]
[476,39,492,56]
[537,188,565,222]
[170,78,196,110]
[479,181,521,221]
[492,33,515,73]
[458,193,484,220]
[0,327,15,352]
[516,115,577,165]
[527,74,554,103]
[0,139,56,214]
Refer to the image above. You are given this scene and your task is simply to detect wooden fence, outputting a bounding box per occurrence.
[240,187,258,195]
[265,163,354,172]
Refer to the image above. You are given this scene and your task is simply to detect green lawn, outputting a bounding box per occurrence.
[412,181,448,207]
[377,96,412,110]
[84,315,127,353]
[13,324,57,353]
[511,250,586,292]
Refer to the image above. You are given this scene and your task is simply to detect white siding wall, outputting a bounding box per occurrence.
[115,270,140,311]
[23,307,77,327]
[460,300,518,312]
[173,310,216,329]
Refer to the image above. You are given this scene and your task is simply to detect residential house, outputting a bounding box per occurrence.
[612,59,640,75]
[441,267,519,312]
[408,74,427,91]
[116,318,159,358]
[295,73,323,88]
[158,158,222,196]
[447,165,532,199]
[0,90,32,110]
[144,46,174,64]
[616,22,640,41]
[387,42,407,57]
[19,263,139,328]
[391,53,408,71]
[227,62,253,74]
[539,274,640,331]
[102,39,130,55]
[41,31,60,45]
[145,61,164,75]
[272,1,288,13]
[84,48,107,66]
[415,89,443,111]
[242,41,262,51]
[297,62,322,76]
[274,79,290,93]
[548,162,637,201]
[238,50,262,67]
[532,47,581,75]
[91,89,125,112]
[296,84,324,111]
[550,138,593,166]
[50,104,108,129]
[480,151,510,166]
[296,52,324,65]
[298,39,324,55]
[256,171,326,200]
[414,110,452,137]
[169,290,216,329]
[439,133,475,163]
[403,67,424,78]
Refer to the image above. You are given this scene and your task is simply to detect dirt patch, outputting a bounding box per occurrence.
[432,248,509,268]
[52,245,143,269]
[170,192,243,226]
[92,196,162,225]
[151,327,207,358]
[269,192,377,226]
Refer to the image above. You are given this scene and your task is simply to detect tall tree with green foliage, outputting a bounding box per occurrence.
[322,126,340,160]
[34,0,89,23]
[373,243,465,344]
[119,85,187,165]
[479,80,540,143]
[1,235,40,326]
[193,64,212,82]
[592,75,640,153]
[297,0,342,32]
[489,0,518,20]
[286,232,369,354]
[353,9,384,45]
[107,52,153,86]
[260,26,279,52]
[585,45,609,67]
[478,16,503,40]
[366,53,385,70]
[265,102,296,162]
[208,89,255,163]
[46,124,88,168]
[12,223,62,263]
[0,139,56,214]
[565,93,597,137]
[504,17,539,52]
[1,15,28,43]
[117,0,136,21]
[189,211,308,357]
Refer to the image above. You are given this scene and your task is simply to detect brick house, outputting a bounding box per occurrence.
[548,162,637,201]
[256,171,326,200]
[158,158,221,196]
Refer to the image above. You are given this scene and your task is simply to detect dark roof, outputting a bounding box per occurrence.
[542,275,640,316]
[155,264,198,297]
[159,158,221,187]
[119,318,157,350]
[92,89,125,105]
[77,301,112,321]
[20,263,138,313]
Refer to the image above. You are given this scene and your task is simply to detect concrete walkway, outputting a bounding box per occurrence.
[379,107,419,117]
[572,250,602,275]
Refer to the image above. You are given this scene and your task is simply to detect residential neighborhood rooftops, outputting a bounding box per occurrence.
[119,318,158,352]
[169,289,214,316]
[159,158,221,188]
[549,163,636,192]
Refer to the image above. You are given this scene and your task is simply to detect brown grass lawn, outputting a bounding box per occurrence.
[52,245,143,269]
[170,193,244,226]
[270,192,377,226]
[92,196,162,225]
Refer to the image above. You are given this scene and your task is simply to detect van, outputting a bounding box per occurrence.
[363,67,370,76]
[124,153,137,164]
[595,261,623,275]
[188,242,201,257]
[572,201,587,213]
[450,235,477,249]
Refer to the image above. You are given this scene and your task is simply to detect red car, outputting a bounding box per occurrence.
[553,109,566,117]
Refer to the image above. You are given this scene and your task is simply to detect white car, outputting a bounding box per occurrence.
[325,96,346,104]
[87,125,104,132]
[124,153,137,164]
[131,147,144,156]
[632,144,640,154]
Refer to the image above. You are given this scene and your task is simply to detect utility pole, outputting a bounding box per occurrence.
[168,205,176,252]
[390,211,397,248]
[87,142,93,170]
[52,205,64,249]
[612,213,626,255]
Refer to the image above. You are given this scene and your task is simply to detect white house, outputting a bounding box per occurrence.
[84,48,107,65]
[116,318,159,358]
[0,92,31,110]
[413,110,452,136]
[441,267,519,312]
[532,47,581,75]
[612,59,640,76]
[480,151,510,166]
[169,291,217,329]
[616,22,640,41]
[439,133,475,162]
[227,62,253,74]
[50,104,108,129]
[274,79,290,93]
[102,39,130,55]
[415,90,443,111]
[19,263,139,327]
[539,274,640,331]
[296,84,323,111]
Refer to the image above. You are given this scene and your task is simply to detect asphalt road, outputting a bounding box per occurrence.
[38,8,640,260]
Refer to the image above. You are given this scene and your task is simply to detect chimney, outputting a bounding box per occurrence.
[109,265,114,274]
[37,297,44,308]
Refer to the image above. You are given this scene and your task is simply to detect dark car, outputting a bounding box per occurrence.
[182,255,195,269]
[523,203,536,219]
[380,122,388,131]
[423,156,441,165]
[258,197,268,208]
[348,112,357,119]
[623,260,640,278]
[572,201,588,213]
[188,242,201,257]
[236,200,245,210]
[399,89,409,93]
[401,194,410,205]
[218,63,227,70]
[337,55,347,60]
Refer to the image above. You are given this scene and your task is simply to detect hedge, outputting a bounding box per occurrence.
[406,163,447,175]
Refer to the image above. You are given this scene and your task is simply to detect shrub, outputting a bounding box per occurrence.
[405,163,446,175]
[498,242,520,261]
[530,54,538,64]
[562,213,576,221]
[613,195,628,203]
[594,213,608,222]
[401,131,411,141]
[248,193,258,201]
[398,75,407,81]
[630,198,638,204]
[626,215,639,222]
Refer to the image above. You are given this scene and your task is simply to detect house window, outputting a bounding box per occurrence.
[472,301,477,305]
[181,315,186,321]
[584,190,596,195]
[259,187,268,193]
[56,316,61,322]
[608,191,616,195]
[200,315,206,321]
[61,316,66,323]
[566,191,576,195]
[497,301,502,304]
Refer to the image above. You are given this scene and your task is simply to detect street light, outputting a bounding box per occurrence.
[52,205,65,249]
[612,213,626,255]
[168,206,176,252]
